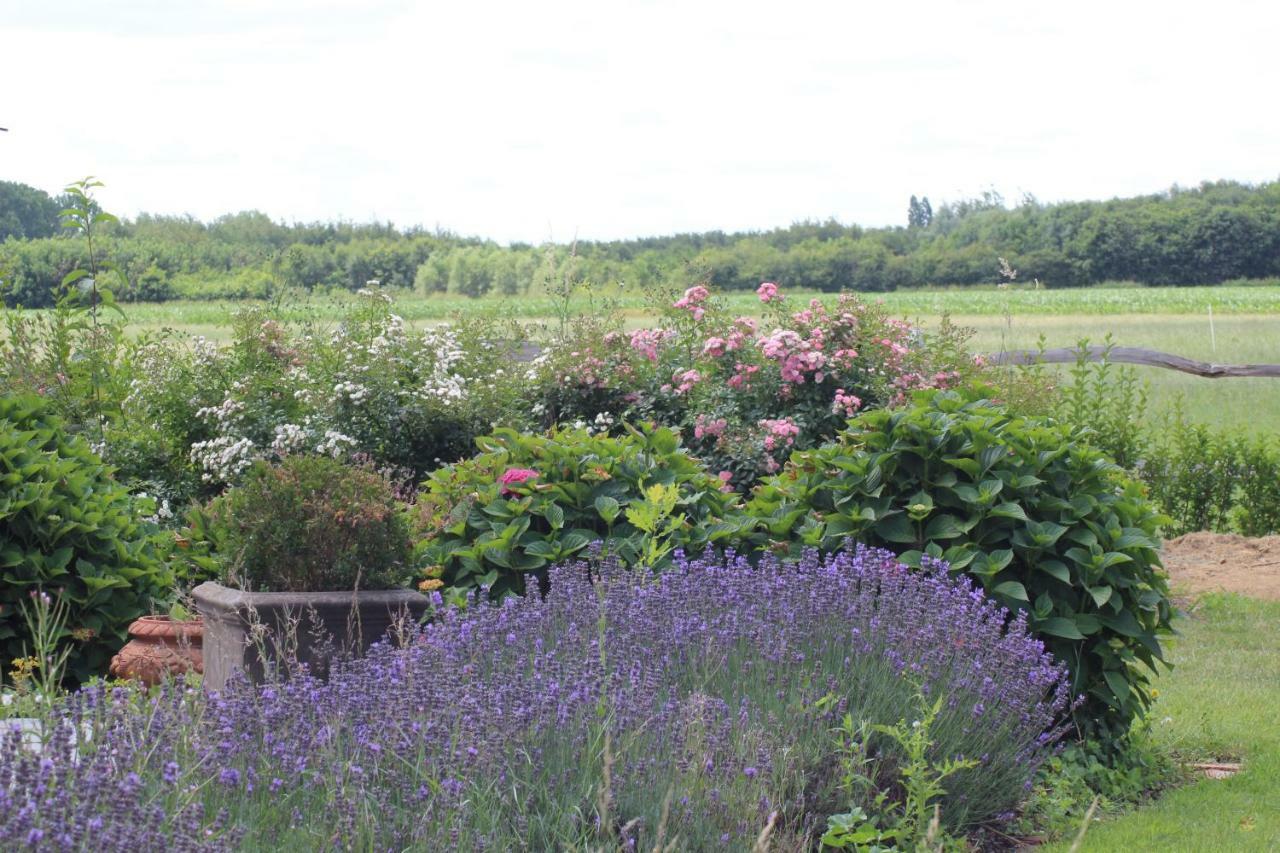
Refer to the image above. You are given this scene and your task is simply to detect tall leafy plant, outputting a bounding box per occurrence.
[57,178,128,443]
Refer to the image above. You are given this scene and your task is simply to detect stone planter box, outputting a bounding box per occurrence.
[191,582,429,692]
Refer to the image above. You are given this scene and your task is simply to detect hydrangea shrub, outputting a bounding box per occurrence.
[0,393,172,685]
[411,423,748,598]
[2,546,1072,848]
[748,389,1174,743]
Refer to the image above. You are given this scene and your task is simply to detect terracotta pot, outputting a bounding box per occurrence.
[109,615,204,686]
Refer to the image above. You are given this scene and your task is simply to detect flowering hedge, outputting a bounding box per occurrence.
[527,282,977,487]
[1,546,1073,849]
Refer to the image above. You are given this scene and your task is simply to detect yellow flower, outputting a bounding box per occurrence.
[418,578,444,592]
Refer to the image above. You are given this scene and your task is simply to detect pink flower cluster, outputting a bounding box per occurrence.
[630,328,671,362]
[758,329,827,384]
[759,417,801,451]
[757,281,780,303]
[673,285,711,321]
[499,468,539,494]
[693,415,727,440]
[673,369,702,394]
[832,388,862,417]
[727,362,760,390]
[703,316,758,358]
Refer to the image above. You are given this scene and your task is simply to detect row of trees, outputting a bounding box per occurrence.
[3,178,1280,306]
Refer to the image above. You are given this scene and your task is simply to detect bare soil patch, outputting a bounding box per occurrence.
[1162,532,1280,601]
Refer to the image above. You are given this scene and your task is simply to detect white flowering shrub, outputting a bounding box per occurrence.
[104,291,529,500]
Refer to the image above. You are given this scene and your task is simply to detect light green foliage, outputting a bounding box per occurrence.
[624,482,685,570]
[822,691,977,852]
[0,393,173,685]
[1017,730,1179,841]
[411,424,749,599]
[748,390,1174,744]
[1140,408,1280,536]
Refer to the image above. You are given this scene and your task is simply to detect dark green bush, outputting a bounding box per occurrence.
[0,393,172,684]
[201,456,412,592]
[747,389,1174,744]
[412,424,750,599]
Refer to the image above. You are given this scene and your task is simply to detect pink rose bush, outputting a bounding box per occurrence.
[527,281,975,488]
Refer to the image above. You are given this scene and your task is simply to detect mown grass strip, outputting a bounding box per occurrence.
[1043,593,1280,851]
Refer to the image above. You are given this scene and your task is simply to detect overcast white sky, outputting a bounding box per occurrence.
[2,0,1277,243]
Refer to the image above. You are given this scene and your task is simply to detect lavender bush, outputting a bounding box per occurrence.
[1,546,1073,850]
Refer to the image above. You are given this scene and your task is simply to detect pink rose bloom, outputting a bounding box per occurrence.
[702,337,727,357]
[674,369,702,394]
[832,388,862,417]
[673,285,711,319]
[499,468,539,494]
[757,282,780,303]
[717,470,734,492]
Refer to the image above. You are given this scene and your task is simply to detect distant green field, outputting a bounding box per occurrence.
[104,283,1280,334]
[17,284,1280,434]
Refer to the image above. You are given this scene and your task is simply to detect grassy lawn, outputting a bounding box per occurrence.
[1043,593,1280,851]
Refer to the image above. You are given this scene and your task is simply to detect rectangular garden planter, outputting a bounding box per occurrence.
[191,582,430,692]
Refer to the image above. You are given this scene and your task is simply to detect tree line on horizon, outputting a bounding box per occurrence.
[2,177,1279,308]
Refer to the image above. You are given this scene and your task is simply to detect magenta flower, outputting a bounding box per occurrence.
[499,468,539,494]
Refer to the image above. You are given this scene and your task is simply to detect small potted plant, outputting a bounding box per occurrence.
[191,456,424,691]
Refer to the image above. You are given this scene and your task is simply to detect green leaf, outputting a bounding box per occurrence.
[993,581,1029,601]
[593,496,621,525]
[1037,616,1086,640]
[1103,670,1131,706]
[874,512,916,544]
[923,513,967,541]
[648,428,678,455]
[1037,559,1072,584]
[988,502,1028,521]
[1087,585,1113,608]
[978,445,1007,474]
[543,502,565,530]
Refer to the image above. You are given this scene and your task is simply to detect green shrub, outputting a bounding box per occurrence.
[200,456,412,592]
[0,392,172,685]
[747,389,1174,744]
[412,424,750,599]
[1139,409,1280,537]
[1235,435,1280,536]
